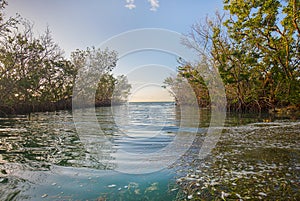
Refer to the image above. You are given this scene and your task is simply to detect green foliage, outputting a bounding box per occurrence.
[223,0,300,109]
[112,75,131,104]
[0,4,131,114]
[0,19,73,113]
[0,0,19,36]
[167,1,299,112]
[70,47,131,107]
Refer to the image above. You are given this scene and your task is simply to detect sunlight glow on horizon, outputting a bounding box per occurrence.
[128,83,174,102]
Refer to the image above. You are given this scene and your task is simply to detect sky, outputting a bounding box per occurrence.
[5,0,223,102]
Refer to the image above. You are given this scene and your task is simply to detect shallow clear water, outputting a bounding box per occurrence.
[0,102,299,200]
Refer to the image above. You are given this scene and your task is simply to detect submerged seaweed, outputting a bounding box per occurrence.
[176,121,300,200]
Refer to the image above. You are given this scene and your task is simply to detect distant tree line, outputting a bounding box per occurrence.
[164,0,299,112]
[0,1,131,115]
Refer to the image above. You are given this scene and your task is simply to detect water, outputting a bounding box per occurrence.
[0,102,299,200]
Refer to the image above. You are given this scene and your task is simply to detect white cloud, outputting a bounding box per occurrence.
[148,0,159,11]
[125,0,134,3]
[125,0,136,9]
[125,0,160,11]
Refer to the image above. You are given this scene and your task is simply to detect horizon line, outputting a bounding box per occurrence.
[128,100,175,103]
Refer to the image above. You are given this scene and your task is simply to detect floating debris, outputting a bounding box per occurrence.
[145,182,158,192]
[128,182,139,189]
[0,178,8,183]
[134,189,140,194]
[187,194,193,199]
[176,122,300,200]
[221,191,230,200]
[108,184,116,188]
[41,194,48,198]
[258,192,267,197]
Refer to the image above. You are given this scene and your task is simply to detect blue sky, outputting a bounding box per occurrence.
[5,0,223,102]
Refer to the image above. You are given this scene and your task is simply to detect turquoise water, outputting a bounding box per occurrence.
[0,102,299,200]
[20,166,176,200]
[0,102,183,200]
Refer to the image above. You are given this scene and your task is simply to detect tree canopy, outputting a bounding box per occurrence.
[0,2,131,115]
[165,0,299,112]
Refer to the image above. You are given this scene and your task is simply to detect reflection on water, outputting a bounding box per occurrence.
[0,102,299,200]
[0,102,182,200]
[0,111,84,169]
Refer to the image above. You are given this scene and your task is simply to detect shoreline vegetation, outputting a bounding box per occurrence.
[163,0,300,114]
[0,1,131,116]
[1,0,299,116]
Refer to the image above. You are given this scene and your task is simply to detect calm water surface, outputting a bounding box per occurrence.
[0,102,299,200]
